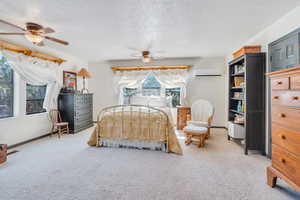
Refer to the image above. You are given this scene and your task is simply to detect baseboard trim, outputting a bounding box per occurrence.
[7,125,227,149]
[8,132,51,149]
[211,126,227,129]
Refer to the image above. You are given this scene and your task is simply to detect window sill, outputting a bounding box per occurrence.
[26,112,48,116]
[0,116,18,121]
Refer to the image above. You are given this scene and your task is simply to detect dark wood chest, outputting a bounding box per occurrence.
[58,93,93,133]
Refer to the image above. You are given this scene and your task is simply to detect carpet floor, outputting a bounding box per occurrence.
[0,127,299,200]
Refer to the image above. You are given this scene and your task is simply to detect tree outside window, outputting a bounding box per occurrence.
[123,88,137,105]
[166,88,181,107]
[26,84,47,115]
[0,55,13,118]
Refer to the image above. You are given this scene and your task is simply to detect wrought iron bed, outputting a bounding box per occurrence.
[95,105,170,152]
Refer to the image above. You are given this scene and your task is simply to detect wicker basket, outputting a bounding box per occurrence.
[234,77,244,87]
[233,46,261,59]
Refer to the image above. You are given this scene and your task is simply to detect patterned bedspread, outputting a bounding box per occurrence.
[87,107,182,155]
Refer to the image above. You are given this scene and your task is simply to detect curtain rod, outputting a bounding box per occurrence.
[0,39,65,64]
[111,65,191,72]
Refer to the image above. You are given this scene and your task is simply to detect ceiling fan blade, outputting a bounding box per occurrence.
[127,46,141,52]
[0,19,26,31]
[130,53,141,57]
[152,56,165,60]
[0,32,25,35]
[153,50,165,54]
[36,41,45,46]
[43,27,55,34]
[45,36,69,45]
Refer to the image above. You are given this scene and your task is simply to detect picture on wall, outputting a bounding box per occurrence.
[63,71,77,91]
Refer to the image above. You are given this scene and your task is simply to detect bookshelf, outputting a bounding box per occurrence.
[228,53,266,155]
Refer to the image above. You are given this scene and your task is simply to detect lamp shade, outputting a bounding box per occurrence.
[77,68,91,78]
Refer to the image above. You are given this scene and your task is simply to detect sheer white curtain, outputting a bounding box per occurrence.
[2,50,62,110]
[113,70,149,104]
[153,69,189,105]
[113,69,189,105]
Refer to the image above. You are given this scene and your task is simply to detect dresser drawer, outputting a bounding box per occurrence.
[75,107,92,115]
[272,106,300,131]
[271,77,290,90]
[272,144,300,186]
[291,73,300,90]
[272,124,300,156]
[272,91,300,107]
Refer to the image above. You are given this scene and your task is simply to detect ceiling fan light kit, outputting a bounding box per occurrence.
[25,32,44,44]
[0,20,69,46]
[142,50,151,63]
[129,47,165,63]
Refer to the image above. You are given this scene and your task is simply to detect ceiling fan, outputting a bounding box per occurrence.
[129,46,165,63]
[0,19,69,46]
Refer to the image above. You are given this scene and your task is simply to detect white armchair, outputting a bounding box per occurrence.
[183,99,214,147]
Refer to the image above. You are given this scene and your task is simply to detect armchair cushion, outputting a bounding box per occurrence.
[183,125,207,135]
[187,120,209,127]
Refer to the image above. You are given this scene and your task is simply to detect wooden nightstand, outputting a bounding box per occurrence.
[177,106,191,130]
[0,144,7,164]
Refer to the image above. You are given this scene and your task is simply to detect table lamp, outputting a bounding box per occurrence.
[77,68,91,93]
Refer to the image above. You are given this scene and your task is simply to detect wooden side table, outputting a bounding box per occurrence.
[177,106,191,130]
[0,144,7,164]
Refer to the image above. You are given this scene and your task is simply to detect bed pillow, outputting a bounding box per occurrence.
[131,96,148,105]
[148,96,166,107]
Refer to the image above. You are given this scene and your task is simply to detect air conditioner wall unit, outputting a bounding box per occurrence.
[194,68,222,77]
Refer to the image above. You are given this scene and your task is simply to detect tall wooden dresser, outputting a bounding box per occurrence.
[58,93,93,133]
[267,66,300,193]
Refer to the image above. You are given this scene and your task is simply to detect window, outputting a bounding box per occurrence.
[26,84,47,115]
[123,87,137,105]
[121,72,182,107]
[166,88,181,107]
[0,55,14,118]
[142,73,161,96]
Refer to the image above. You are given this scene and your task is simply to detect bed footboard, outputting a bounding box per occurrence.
[96,105,169,152]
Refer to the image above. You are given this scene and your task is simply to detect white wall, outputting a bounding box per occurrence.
[186,58,226,127]
[0,59,85,146]
[226,4,300,155]
[89,57,226,127]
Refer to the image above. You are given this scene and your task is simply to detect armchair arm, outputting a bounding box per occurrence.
[187,120,209,127]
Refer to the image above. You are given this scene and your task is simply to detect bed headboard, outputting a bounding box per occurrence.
[131,96,171,107]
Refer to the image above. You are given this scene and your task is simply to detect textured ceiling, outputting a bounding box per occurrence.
[0,0,300,63]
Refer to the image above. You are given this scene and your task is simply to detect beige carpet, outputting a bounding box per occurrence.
[0,127,299,200]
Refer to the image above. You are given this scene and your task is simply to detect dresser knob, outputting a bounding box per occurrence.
[273,96,279,100]
[292,96,299,100]
[279,113,286,118]
[281,158,286,164]
[281,135,286,140]
[277,81,283,85]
